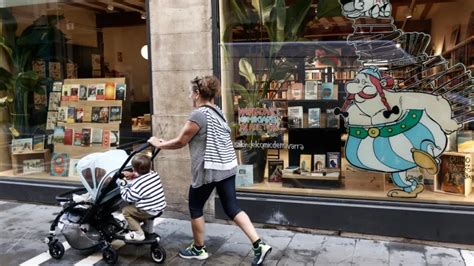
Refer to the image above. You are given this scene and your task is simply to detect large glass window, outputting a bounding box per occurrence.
[220,0,474,205]
[0,1,150,182]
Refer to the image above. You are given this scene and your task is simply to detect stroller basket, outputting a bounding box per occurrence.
[59,211,101,250]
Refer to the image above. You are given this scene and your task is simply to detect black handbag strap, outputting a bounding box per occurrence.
[202,104,226,122]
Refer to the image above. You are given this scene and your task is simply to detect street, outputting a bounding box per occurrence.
[1,200,473,265]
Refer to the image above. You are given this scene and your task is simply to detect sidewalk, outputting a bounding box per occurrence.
[1,199,473,265]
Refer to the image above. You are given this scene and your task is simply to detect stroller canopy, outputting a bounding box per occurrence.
[76,149,131,200]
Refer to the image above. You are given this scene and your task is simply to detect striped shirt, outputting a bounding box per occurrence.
[119,171,166,215]
[200,106,238,170]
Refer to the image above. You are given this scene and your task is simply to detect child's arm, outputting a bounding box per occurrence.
[119,182,139,203]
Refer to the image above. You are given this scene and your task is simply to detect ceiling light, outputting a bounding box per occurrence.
[395,43,401,48]
[141,13,146,20]
[107,4,114,11]
[406,13,412,19]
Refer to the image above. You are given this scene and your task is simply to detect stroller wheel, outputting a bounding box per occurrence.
[48,241,65,259]
[102,247,118,264]
[150,243,166,263]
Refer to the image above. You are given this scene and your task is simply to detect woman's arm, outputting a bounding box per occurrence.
[148,121,200,149]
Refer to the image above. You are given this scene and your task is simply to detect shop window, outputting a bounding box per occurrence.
[0,1,150,182]
[220,0,474,205]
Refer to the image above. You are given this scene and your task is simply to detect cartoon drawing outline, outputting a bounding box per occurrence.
[337,0,473,198]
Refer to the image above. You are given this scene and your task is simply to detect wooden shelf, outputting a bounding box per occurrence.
[61,100,122,107]
[57,122,120,130]
[54,144,115,159]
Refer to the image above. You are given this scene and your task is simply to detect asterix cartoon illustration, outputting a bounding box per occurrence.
[337,0,473,198]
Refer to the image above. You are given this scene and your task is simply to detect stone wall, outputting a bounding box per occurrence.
[148,0,215,218]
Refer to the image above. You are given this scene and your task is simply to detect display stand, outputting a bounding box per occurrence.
[11,150,51,174]
[55,77,124,159]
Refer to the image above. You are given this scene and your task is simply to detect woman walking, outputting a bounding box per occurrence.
[148,75,272,265]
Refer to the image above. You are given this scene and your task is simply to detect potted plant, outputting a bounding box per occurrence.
[0,10,67,136]
[227,0,312,182]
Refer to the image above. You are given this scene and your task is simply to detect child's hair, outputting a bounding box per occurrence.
[132,154,152,175]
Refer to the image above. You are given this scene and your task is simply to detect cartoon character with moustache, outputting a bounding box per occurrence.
[337,66,461,198]
[340,0,392,19]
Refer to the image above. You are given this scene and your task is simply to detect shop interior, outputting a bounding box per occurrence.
[0,0,151,182]
[224,0,474,205]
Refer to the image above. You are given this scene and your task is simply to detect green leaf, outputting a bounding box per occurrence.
[317,0,342,19]
[231,83,252,106]
[285,0,312,40]
[0,36,13,62]
[230,0,250,25]
[238,58,256,86]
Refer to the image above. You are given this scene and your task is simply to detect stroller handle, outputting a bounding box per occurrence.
[116,142,161,177]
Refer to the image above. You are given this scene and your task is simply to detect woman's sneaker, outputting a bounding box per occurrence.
[252,242,272,265]
[178,243,209,260]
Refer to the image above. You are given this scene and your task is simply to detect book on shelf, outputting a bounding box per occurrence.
[73,132,82,146]
[283,166,301,175]
[87,84,97,100]
[52,81,63,92]
[457,131,474,152]
[105,82,116,100]
[46,111,58,130]
[11,138,33,154]
[268,160,284,182]
[50,153,69,177]
[33,135,45,150]
[110,130,120,147]
[236,164,254,187]
[79,85,88,101]
[69,84,79,101]
[435,152,472,196]
[67,107,76,123]
[92,128,103,146]
[299,154,312,173]
[69,158,80,178]
[289,82,303,100]
[115,83,126,100]
[23,159,44,174]
[327,152,340,169]
[288,106,303,128]
[313,154,326,171]
[75,108,84,123]
[109,106,122,122]
[326,108,340,128]
[53,126,65,144]
[57,106,67,123]
[308,108,321,128]
[34,89,47,105]
[81,128,92,147]
[91,106,109,123]
[61,84,71,101]
[304,80,318,100]
[83,106,92,122]
[64,128,73,145]
[95,83,105,100]
[102,130,111,147]
[49,62,62,81]
[48,92,61,111]
[320,82,334,100]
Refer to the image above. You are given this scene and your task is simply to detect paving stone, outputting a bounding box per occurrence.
[425,246,464,266]
[386,242,427,266]
[315,236,356,265]
[351,239,389,265]
[461,250,474,266]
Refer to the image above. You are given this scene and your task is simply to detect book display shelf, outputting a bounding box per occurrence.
[51,77,125,178]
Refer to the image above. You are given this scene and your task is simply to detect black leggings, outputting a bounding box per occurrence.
[188,175,242,220]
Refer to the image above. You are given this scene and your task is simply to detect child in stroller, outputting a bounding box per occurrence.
[118,154,166,241]
[45,143,167,264]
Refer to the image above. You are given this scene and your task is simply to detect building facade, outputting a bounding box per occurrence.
[0,0,473,244]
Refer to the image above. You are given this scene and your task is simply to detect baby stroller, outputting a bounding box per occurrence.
[45,142,166,264]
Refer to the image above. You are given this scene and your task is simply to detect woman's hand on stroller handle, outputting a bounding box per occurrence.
[148,137,164,148]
